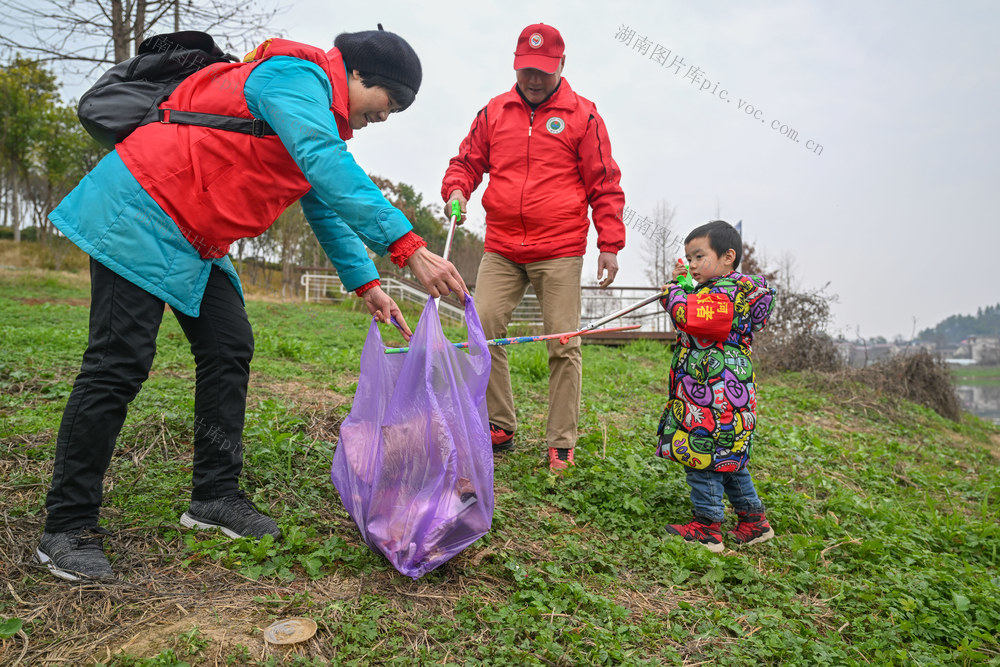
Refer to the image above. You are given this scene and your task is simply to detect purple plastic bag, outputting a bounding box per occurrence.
[331,295,493,579]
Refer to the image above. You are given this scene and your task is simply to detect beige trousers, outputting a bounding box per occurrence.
[473,252,583,450]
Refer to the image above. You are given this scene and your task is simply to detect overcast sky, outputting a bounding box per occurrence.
[36,0,1000,339]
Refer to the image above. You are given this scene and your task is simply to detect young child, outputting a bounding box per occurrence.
[657,220,775,552]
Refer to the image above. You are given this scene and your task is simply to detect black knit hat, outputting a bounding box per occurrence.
[335,24,422,103]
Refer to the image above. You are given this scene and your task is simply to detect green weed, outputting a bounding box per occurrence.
[3,268,1000,665]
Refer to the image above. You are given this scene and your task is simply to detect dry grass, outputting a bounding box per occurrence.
[0,430,689,665]
[766,349,963,424]
[2,522,296,664]
[1,508,502,664]
[0,520,690,665]
[0,240,90,273]
[851,349,962,421]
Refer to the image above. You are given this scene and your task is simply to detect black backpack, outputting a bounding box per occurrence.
[78,30,275,148]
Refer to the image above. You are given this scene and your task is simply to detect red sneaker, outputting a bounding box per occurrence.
[547,447,575,472]
[489,423,514,453]
[665,516,724,553]
[727,510,775,546]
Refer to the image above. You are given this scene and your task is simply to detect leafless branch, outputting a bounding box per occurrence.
[1,0,284,82]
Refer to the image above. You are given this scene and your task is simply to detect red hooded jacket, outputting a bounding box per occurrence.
[442,79,625,263]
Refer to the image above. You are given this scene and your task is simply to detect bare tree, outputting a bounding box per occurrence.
[640,200,679,286]
[740,242,776,283]
[0,0,283,74]
[772,250,799,293]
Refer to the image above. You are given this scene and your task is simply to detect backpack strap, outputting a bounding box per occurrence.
[156,108,276,137]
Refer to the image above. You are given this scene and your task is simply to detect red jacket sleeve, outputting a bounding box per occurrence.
[441,106,491,201]
[577,109,626,254]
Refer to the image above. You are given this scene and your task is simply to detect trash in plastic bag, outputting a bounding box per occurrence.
[331,295,493,579]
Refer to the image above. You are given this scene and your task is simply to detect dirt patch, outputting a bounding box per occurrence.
[610,569,766,663]
[252,378,350,412]
[105,574,360,665]
[108,608,263,663]
[251,378,351,444]
[613,571,708,618]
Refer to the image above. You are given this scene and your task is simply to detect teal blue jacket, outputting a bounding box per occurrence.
[49,56,410,317]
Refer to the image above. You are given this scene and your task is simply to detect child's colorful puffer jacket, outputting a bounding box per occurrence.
[657,272,775,472]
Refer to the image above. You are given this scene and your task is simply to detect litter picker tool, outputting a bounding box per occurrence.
[432,200,461,311]
[384,324,641,354]
[442,200,460,260]
[576,289,668,334]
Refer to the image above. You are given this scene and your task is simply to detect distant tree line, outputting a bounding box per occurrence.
[0,58,107,245]
[1,56,484,291]
[918,303,1000,345]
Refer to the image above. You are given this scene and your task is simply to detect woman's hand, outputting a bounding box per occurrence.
[361,286,412,341]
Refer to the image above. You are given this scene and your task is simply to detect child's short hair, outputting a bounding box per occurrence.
[685,220,742,270]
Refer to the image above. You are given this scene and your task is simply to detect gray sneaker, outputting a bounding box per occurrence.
[180,491,282,540]
[36,527,115,581]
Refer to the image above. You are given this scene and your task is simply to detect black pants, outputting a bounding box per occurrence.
[44,259,254,533]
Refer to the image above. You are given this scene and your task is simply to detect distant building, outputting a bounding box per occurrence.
[969,336,1000,365]
[836,341,907,368]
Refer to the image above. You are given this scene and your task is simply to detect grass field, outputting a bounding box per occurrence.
[952,366,1000,387]
[2,267,999,666]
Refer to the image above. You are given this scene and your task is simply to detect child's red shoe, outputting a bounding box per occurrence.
[665,516,724,553]
[727,510,775,546]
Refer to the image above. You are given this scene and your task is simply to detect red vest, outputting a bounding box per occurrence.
[116,40,353,258]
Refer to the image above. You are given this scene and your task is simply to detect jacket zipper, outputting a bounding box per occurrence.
[518,110,534,246]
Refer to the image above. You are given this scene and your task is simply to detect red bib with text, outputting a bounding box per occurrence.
[681,293,734,342]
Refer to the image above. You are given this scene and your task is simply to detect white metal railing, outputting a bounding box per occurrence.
[300,272,345,302]
[511,289,543,326]
[300,273,466,326]
[581,286,672,333]
[506,286,671,332]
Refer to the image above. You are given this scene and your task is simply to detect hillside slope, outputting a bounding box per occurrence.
[1,268,998,666]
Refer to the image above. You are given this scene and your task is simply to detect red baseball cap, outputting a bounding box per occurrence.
[513,24,565,73]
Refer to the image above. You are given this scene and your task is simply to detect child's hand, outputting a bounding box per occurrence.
[671,258,689,280]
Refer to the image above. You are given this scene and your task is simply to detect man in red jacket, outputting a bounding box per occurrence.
[442,23,625,471]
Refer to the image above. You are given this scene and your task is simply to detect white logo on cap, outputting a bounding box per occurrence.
[529,33,544,48]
